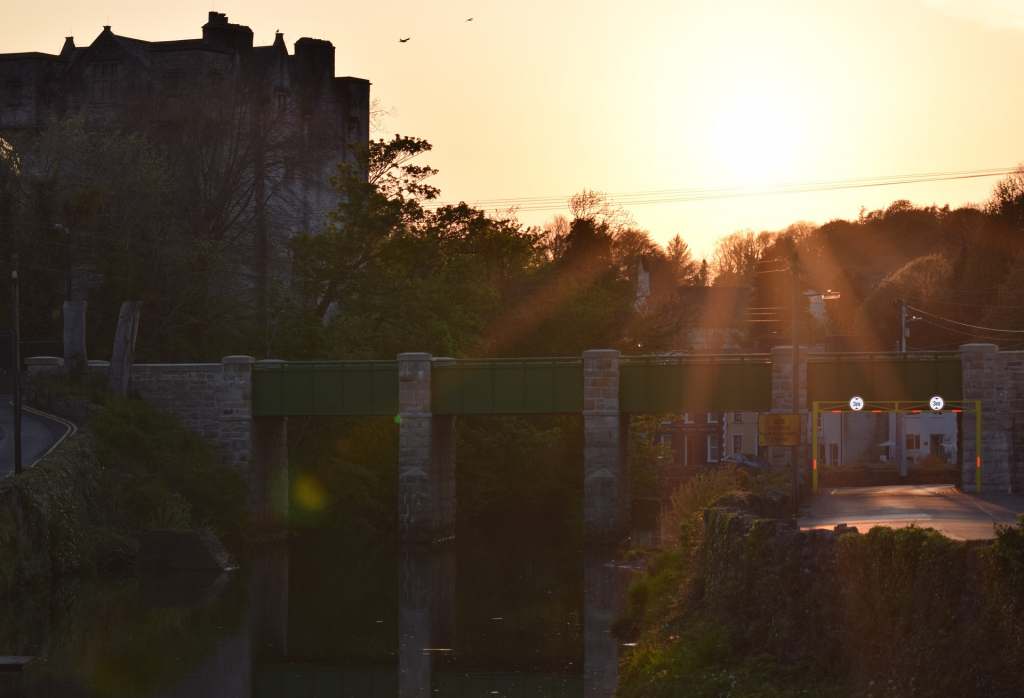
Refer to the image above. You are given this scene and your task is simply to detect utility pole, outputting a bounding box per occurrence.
[10,255,21,474]
[790,254,800,518]
[899,298,907,353]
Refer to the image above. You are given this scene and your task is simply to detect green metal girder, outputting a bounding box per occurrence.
[431,359,582,415]
[252,361,399,416]
[249,353,964,418]
[619,355,772,413]
[806,353,962,404]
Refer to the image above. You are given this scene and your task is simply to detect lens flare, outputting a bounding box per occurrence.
[293,474,328,512]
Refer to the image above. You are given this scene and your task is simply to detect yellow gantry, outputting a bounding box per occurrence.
[810,399,982,494]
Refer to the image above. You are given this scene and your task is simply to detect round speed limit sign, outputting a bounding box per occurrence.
[849,395,865,411]
[929,395,944,412]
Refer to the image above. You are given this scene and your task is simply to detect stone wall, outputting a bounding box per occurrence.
[26,354,289,525]
[129,356,254,470]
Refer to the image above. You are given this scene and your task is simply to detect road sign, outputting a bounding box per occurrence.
[849,395,864,411]
[759,413,801,447]
[929,395,944,412]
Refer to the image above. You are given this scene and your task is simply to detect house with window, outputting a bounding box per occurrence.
[723,411,760,458]
[657,412,723,467]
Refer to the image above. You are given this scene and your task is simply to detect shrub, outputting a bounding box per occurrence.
[659,466,744,550]
[90,398,246,539]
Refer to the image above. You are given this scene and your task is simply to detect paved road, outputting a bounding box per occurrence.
[0,396,72,478]
[799,485,1024,540]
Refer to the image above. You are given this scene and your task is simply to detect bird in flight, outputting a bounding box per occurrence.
[466,17,473,21]
[399,36,410,42]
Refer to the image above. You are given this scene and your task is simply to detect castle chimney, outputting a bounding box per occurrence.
[202,11,253,51]
[102,25,112,33]
[294,37,335,83]
[273,31,286,53]
[60,36,76,57]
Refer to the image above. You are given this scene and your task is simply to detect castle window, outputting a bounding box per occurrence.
[346,115,360,143]
[276,91,287,112]
[90,61,121,103]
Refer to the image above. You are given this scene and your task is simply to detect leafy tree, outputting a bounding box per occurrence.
[858,253,956,349]
[289,135,548,358]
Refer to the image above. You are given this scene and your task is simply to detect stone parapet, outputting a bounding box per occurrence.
[25,356,64,371]
[130,357,254,471]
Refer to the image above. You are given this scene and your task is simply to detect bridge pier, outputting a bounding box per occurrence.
[398,545,455,696]
[770,345,808,471]
[583,349,629,543]
[252,415,289,532]
[398,353,456,543]
[960,343,1014,493]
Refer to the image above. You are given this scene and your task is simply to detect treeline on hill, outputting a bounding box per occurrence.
[710,179,1024,351]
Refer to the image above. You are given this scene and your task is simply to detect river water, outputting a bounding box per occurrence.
[1,529,633,697]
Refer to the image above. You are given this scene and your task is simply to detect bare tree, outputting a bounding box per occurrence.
[710,230,775,285]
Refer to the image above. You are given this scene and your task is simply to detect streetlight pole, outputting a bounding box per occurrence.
[10,256,21,474]
[896,298,907,476]
[792,282,842,516]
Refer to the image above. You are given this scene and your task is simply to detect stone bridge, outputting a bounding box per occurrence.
[24,343,1021,542]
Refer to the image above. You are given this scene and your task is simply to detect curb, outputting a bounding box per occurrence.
[1,401,78,473]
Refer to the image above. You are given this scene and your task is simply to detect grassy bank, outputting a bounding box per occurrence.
[0,396,246,597]
[616,471,1024,698]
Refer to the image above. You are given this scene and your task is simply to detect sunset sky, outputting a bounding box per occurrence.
[5,0,1024,258]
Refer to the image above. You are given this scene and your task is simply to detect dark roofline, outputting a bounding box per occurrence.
[109,32,152,46]
[148,39,232,54]
[0,52,61,62]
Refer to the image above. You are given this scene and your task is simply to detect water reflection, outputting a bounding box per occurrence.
[398,547,454,698]
[583,554,624,697]
[2,535,631,697]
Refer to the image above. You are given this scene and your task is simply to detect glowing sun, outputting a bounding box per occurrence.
[707,81,808,187]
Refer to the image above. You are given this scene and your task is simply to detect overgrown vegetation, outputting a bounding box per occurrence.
[0,395,247,596]
[617,477,1024,697]
[91,398,247,540]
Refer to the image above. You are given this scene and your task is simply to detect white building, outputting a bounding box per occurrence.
[816,411,957,468]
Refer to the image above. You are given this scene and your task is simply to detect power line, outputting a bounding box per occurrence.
[911,315,1024,343]
[430,166,1015,208]
[423,166,1019,213]
[907,304,1024,334]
